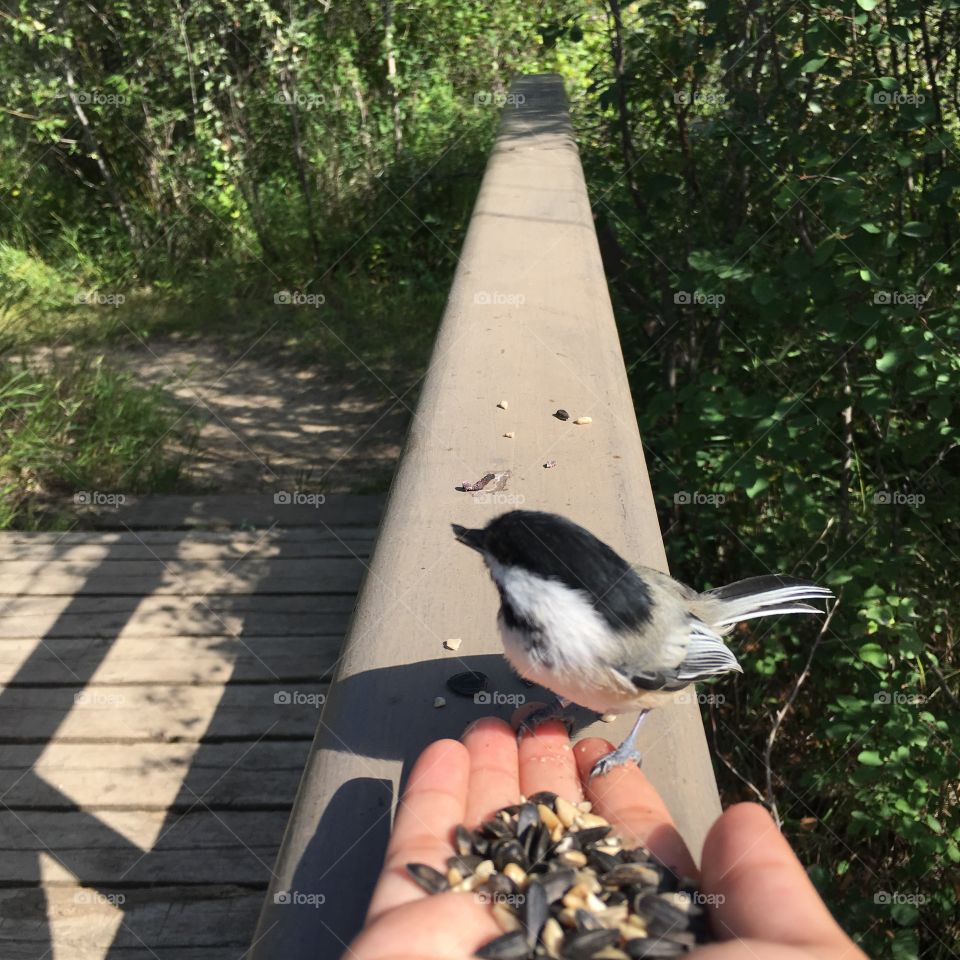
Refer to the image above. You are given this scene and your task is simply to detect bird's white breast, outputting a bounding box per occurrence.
[486,560,642,713]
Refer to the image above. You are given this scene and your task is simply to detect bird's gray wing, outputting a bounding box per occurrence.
[614,617,742,691]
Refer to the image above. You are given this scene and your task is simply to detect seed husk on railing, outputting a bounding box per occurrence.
[404,795,717,959]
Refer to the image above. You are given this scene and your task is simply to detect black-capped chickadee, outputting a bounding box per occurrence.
[452,510,834,779]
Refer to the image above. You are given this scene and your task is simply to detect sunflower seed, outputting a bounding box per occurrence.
[475,929,530,959]
[576,826,613,848]
[444,637,463,650]
[455,825,474,855]
[540,868,577,903]
[602,864,661,888]
[623,938,686,958]
[632,892,688,936]
[405,862,448,894]
[497,400,509,410]
[517,802,540,838]
[494,903,523,933]
[449,854,484,875]
[554,796,578,828]
[494,838,529,871]
[554,409,570,421]
[542,917,565,958]
[561,928,619,960]
[587,849,620,875]
[483,818,514,840]
[527,791,558,808]
[523,879,549,947]
[574,907,603,931]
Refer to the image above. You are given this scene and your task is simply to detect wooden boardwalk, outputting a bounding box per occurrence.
[0,496,382,959]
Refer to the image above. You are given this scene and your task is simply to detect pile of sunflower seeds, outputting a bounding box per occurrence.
[406,791,714,959]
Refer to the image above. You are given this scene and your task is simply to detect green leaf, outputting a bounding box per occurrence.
[876,350,901,372]
[902,221,932,237]
[859,642,888,668]
[801,56,829,73]
[745,476,769,499]
[860,223,882,234]
[857,0,878,8]
[857,750,884,766]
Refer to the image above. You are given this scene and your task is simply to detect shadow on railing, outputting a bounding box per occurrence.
[250,73,722,959]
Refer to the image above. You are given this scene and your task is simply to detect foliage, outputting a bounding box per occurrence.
[567,2,959,957]
[0,1,956,955]
[0,356,190,527]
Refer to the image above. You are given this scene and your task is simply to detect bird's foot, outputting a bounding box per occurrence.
[589,742,643,780]
[516,697,571,742]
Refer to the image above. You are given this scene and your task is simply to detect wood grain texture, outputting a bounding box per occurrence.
[251,74,722,960]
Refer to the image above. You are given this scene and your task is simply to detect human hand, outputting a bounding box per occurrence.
[346,716,866,960]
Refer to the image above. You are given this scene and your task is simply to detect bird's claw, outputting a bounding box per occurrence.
[589,745,643,780]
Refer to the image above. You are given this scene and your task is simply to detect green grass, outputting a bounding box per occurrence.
[0,356,193,529]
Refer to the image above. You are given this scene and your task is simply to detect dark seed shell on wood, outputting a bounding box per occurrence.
[624,937,687,958]
[447,671,489,697]
[561,927,620,960]
[475,929,531,959]
[405,862,449,895]
[554,409,570,421]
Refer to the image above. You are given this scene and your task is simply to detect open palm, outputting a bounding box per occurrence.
[347,715,866,960]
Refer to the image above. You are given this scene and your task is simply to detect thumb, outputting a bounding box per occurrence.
[699,803,864,955]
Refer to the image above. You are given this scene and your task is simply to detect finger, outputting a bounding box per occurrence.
[512,703,583,804]
[350,887,501,960]
[365,738,470,922]
[700,803,864,953]
[461,717,521,825]
[574,737,697,879]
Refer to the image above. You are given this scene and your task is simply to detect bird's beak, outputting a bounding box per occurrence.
[451,523,486,553]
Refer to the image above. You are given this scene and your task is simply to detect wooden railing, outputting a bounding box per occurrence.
[249,73,721,959]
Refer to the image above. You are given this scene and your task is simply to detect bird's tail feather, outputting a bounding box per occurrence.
[696,575,834,630]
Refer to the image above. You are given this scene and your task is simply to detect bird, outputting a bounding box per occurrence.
[452,509,834,779]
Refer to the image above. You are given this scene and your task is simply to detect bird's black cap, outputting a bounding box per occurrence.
[452,510,652,632]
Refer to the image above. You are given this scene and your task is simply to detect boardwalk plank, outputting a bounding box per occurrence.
[0,635,343,684]
[0,741,311,808]
[0,683,329,741]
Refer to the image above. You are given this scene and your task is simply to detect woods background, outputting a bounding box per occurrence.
[1,2,957,957]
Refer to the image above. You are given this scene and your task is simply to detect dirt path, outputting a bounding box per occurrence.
[112,339,410,494]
